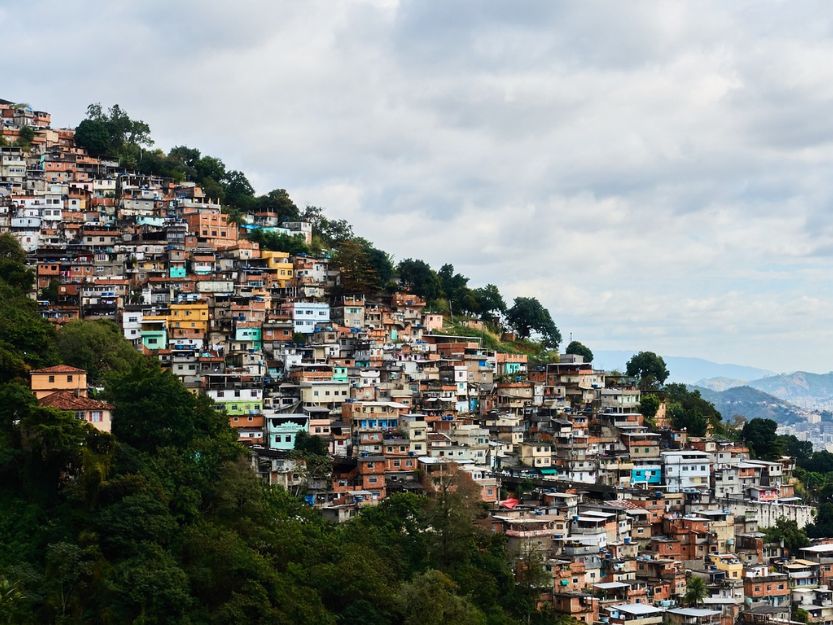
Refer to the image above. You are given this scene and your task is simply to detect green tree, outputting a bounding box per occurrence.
[333,238,381,297]
[294,431,328,456]
[301,206,353,246]
[438,264,471,311]
[0,233,34,292]
[626,351,670,390]
[423,465,482,570]
[807,502,833,538]
[764,518,809,553]
[397,570,486,625]
[780,434,813,464]
[252,188,300,222]
[55,319,143,385]
[223,169,255,209]
[107,358,227,452]
[506,297,561,349]
[640,394,661,419]
[248,229,309,255]
[39,279,59,304]
[16,126,35,150]
[43,541,97,621]
[565,340,593,363]
[684,575,707,606]
[0,235,56,381]
[742,418,783,460]
[74,103,153,163]
[398,259,442,302]
[472,284,506,323]
[664,384,721,437]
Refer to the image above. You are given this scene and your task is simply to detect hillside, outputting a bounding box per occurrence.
[746,371,833,409]
[692,385,810,425]
[696,377,750,392]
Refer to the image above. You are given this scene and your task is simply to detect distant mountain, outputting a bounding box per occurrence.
[593,351,773,385]
[695,377,750,392]
[692,385,809,425]
[746,371,833,409]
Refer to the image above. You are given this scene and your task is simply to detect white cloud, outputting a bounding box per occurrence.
[4,0,833,371]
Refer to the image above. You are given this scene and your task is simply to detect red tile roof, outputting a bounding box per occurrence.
[30,364,86,374]
[38,391,111,411]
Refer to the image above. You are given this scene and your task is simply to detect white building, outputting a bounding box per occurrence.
[662,450,712,492]
[292,302,330,334]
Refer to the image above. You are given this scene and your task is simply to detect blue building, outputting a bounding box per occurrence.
[266,413,309,450]
[631,464,662,485]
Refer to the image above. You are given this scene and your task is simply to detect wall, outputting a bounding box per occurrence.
[725,499,816,529]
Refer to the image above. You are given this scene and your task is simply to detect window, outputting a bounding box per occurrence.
[67,375,73,382]
[48,375,55,383]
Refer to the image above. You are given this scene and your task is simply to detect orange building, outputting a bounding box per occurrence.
[184,211,238,249]
[30,365,87,399]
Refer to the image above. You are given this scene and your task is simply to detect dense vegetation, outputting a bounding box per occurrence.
[0,234,553,625]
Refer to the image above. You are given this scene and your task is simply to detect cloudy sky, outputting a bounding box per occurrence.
[4,0,833,373]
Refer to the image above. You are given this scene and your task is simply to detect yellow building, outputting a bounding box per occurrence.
[168,302,209,334]
[708,553,743,580]
[261,251,294,288]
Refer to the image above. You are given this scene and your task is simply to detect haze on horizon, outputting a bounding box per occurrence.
[4,0,833,374]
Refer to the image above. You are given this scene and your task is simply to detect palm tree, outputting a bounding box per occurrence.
[684,576,707,607]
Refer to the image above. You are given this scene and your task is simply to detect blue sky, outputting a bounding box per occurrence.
[4,0,833,373]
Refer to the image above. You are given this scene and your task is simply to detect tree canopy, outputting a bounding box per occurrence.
[626,351,669,390]
[764,518,809,552]
[741,418,783,460]
[74,103,152,169]
[0,235,56,383]
[565,340,593,363]
[506,297,561,349]
[664,383,721,437]
[55,319,143,386]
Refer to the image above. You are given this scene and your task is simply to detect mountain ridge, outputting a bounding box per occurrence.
[593,350,774,384]
[745,371,833,409]
[691,384,811,425]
